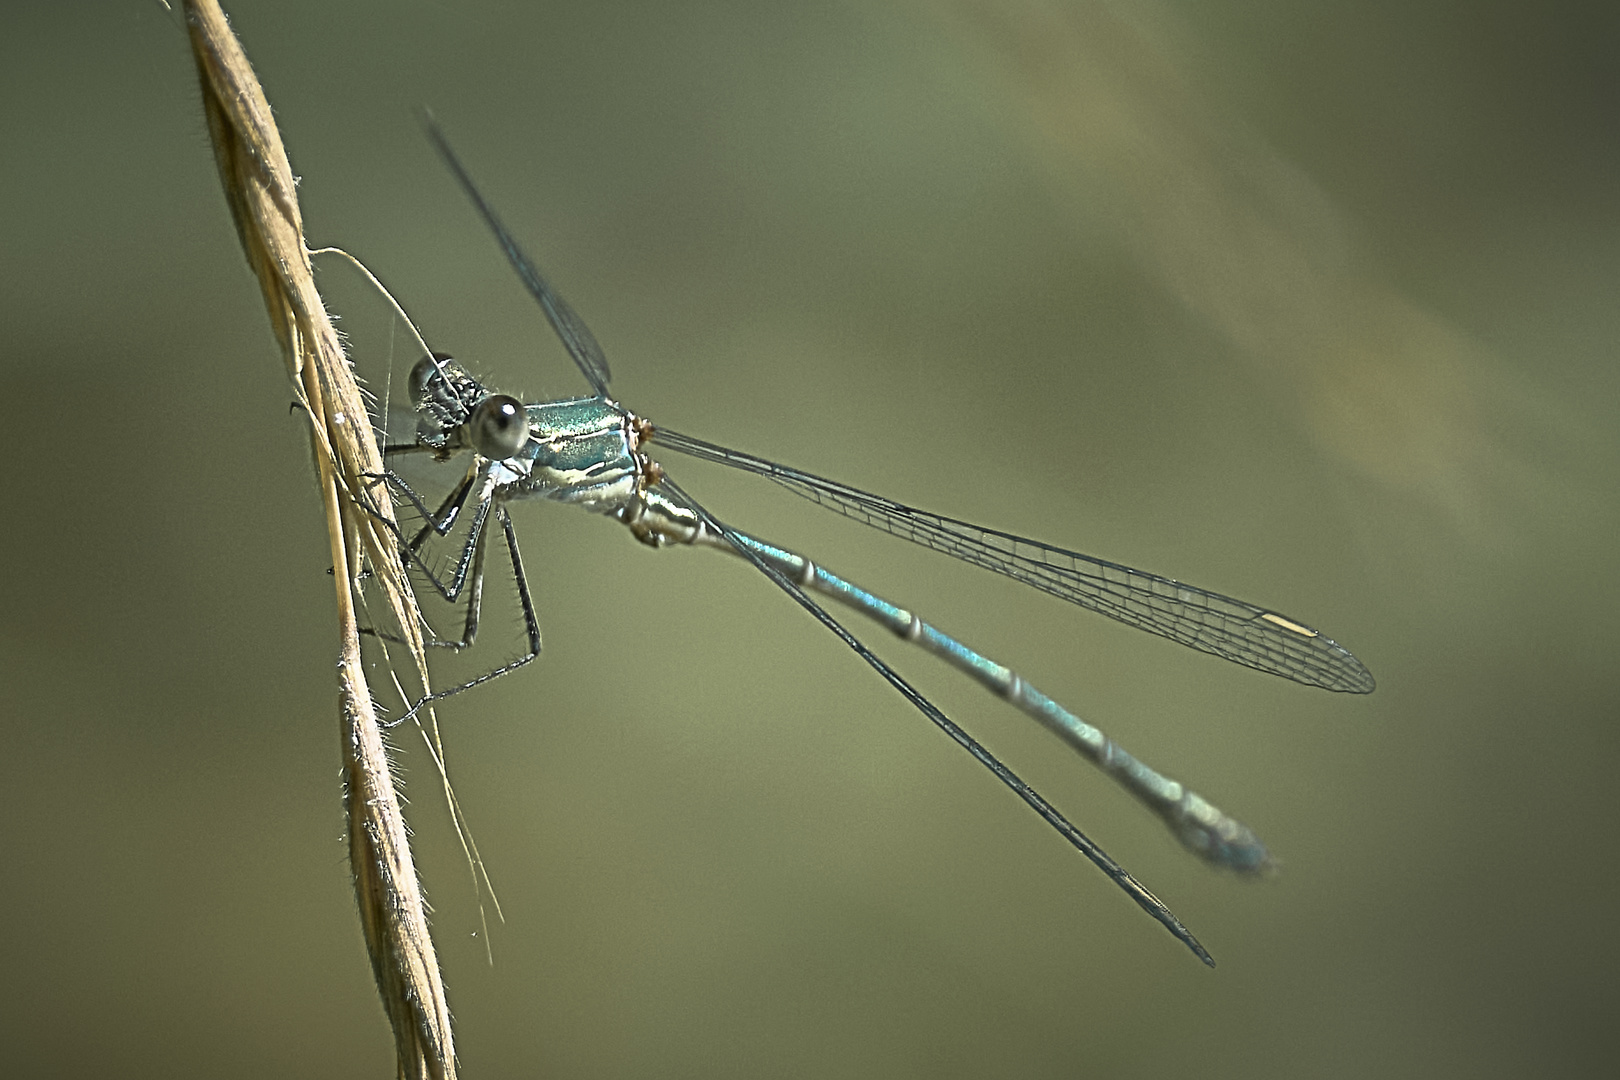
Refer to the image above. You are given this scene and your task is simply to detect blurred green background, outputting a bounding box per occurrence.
[3,1,1617,1076]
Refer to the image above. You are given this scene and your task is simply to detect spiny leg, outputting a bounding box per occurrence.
[360,469,499,655]
[390,501,542,726]
[373,465,479,553]
[365,465,488,607]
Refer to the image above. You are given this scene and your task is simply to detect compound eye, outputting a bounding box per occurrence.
[408,352,455,403]
[468,394,529,459]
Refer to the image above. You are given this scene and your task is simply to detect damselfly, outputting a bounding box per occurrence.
[372,121,1374,966]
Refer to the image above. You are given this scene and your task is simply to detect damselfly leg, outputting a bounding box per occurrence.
[369,434,542,717]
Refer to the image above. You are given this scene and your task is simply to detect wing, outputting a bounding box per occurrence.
[656,429,1374,694]
[423,116,613,396]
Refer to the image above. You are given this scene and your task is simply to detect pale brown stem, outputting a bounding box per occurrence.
[181,2,453,1075]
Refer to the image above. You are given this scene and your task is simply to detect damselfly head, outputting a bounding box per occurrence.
[410,352,487,451]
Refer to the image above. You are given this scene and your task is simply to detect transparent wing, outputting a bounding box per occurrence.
[423,117,613,396]
[656,429,1374,694]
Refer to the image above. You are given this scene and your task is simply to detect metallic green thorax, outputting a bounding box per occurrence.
[494,395,703,551]
[497,396,643,513]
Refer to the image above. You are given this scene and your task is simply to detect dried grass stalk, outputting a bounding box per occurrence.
[182,2,455,1076]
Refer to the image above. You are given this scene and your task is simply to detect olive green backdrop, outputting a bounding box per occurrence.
[3,2,1616,1076]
